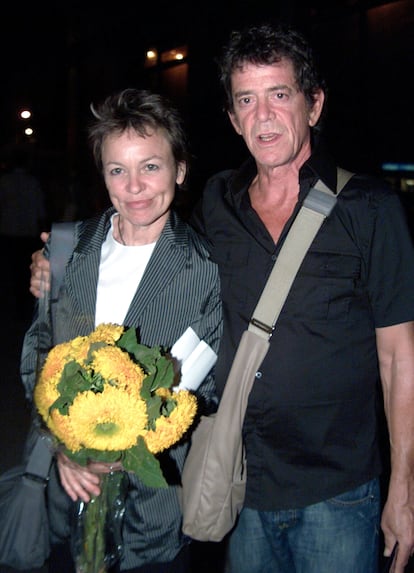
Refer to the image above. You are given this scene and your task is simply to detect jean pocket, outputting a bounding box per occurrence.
[327,478,380,508]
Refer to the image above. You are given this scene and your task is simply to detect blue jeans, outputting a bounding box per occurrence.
[225,478,381,573]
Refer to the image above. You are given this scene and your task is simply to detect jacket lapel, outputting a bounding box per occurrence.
[124,211,189,326]
[62,209,189,332]
[65,211,112,332]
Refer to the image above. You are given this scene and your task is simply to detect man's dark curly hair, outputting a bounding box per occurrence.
[218,21,326,113]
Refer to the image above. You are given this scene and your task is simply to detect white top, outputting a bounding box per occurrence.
[95,216,217,392]
[95,216,156,326]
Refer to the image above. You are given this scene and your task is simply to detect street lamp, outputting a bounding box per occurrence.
[18,108,35,141]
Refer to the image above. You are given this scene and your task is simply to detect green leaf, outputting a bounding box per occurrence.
[64,448,90,466]
[89,372,106,393]
[122,438,168,488]
[58,360,90,393]
[146,395,162,427]
[151,356,174,390]
[117,327,174,391]
[50,361,90,413]
[140,376,153,401]
[117,327,139,355]
[65,447,121,466]
[135,345,162,372]
[161,397,176,416]
[85,340,108,363]
[49,394,73,415]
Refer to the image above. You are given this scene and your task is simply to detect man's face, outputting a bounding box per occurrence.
[228,59,324,172]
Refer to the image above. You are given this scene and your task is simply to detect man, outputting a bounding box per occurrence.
[190,21,414,573]
[30,21,414,573]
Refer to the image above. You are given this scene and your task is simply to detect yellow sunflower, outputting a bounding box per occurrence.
[64,384,148,452]
[48,409,79,451]
[40,341,72,384]
[67,335,90,362]
[33,323,197,483]
[88,323,124,345]
[34,378,60,420]
[89,345,145,396]
[144,389,197,454]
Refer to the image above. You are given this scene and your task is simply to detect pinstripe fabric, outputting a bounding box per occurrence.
[20,207,222,569]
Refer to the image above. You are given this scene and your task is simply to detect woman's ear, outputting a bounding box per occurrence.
[176,161,187,185]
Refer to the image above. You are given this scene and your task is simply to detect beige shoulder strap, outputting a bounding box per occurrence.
[249,167,354,339]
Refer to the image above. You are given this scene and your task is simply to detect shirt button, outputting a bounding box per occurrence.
[255,371,262,379]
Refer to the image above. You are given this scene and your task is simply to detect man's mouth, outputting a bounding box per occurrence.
[258,133,278,142]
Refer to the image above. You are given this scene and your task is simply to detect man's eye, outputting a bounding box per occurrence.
[275,92,288,100]
[238,97,251,106]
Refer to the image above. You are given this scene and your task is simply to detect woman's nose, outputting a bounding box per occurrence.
[128,173,144,194]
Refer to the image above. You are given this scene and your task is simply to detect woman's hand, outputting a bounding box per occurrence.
[57,452,123,502]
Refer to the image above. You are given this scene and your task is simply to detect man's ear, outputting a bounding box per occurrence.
[228,110,242,135]
[309,89,325,127]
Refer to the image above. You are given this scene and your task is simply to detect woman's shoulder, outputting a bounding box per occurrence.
[73,208,114,251]
[170,210,215,262]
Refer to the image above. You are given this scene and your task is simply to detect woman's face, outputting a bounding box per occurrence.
[102,127,186,239]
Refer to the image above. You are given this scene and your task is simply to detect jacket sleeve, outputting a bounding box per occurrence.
[189,257,223,415]
[20,244,52,402]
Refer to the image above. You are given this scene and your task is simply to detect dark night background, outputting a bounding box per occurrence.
[1,0,413,223]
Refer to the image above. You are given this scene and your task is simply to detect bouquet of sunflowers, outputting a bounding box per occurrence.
[34,323,198,573]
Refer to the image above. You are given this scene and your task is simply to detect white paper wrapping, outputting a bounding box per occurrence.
[170,327,217,391]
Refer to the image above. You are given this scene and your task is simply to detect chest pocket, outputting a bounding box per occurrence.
[210,242,250,308]
[287,251,363,322]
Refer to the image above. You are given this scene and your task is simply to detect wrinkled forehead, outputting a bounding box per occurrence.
[231,59,299,90]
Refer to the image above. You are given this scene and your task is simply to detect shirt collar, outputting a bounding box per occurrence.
[228,141,339,204]
[299,141,339,197]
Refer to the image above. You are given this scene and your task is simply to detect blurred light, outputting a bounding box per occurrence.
[160,45,188,64]
[24,127,34,136]
[145,49,158,68]
[401,178,414,192]
[382,162,414,172]
[20,109,31,119]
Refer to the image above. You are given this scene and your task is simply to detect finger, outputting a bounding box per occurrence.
[60,467,101,502]
[40,231,50,244]
[60,475,81,502]
[88,460,123,473]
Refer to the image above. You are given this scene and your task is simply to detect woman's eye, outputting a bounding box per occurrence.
[145,163,158,172]
[110,167,123,176]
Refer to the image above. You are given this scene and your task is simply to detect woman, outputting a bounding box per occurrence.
[21,88,222,573]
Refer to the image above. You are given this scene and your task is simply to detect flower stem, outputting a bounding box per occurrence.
[75,471,126,573]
